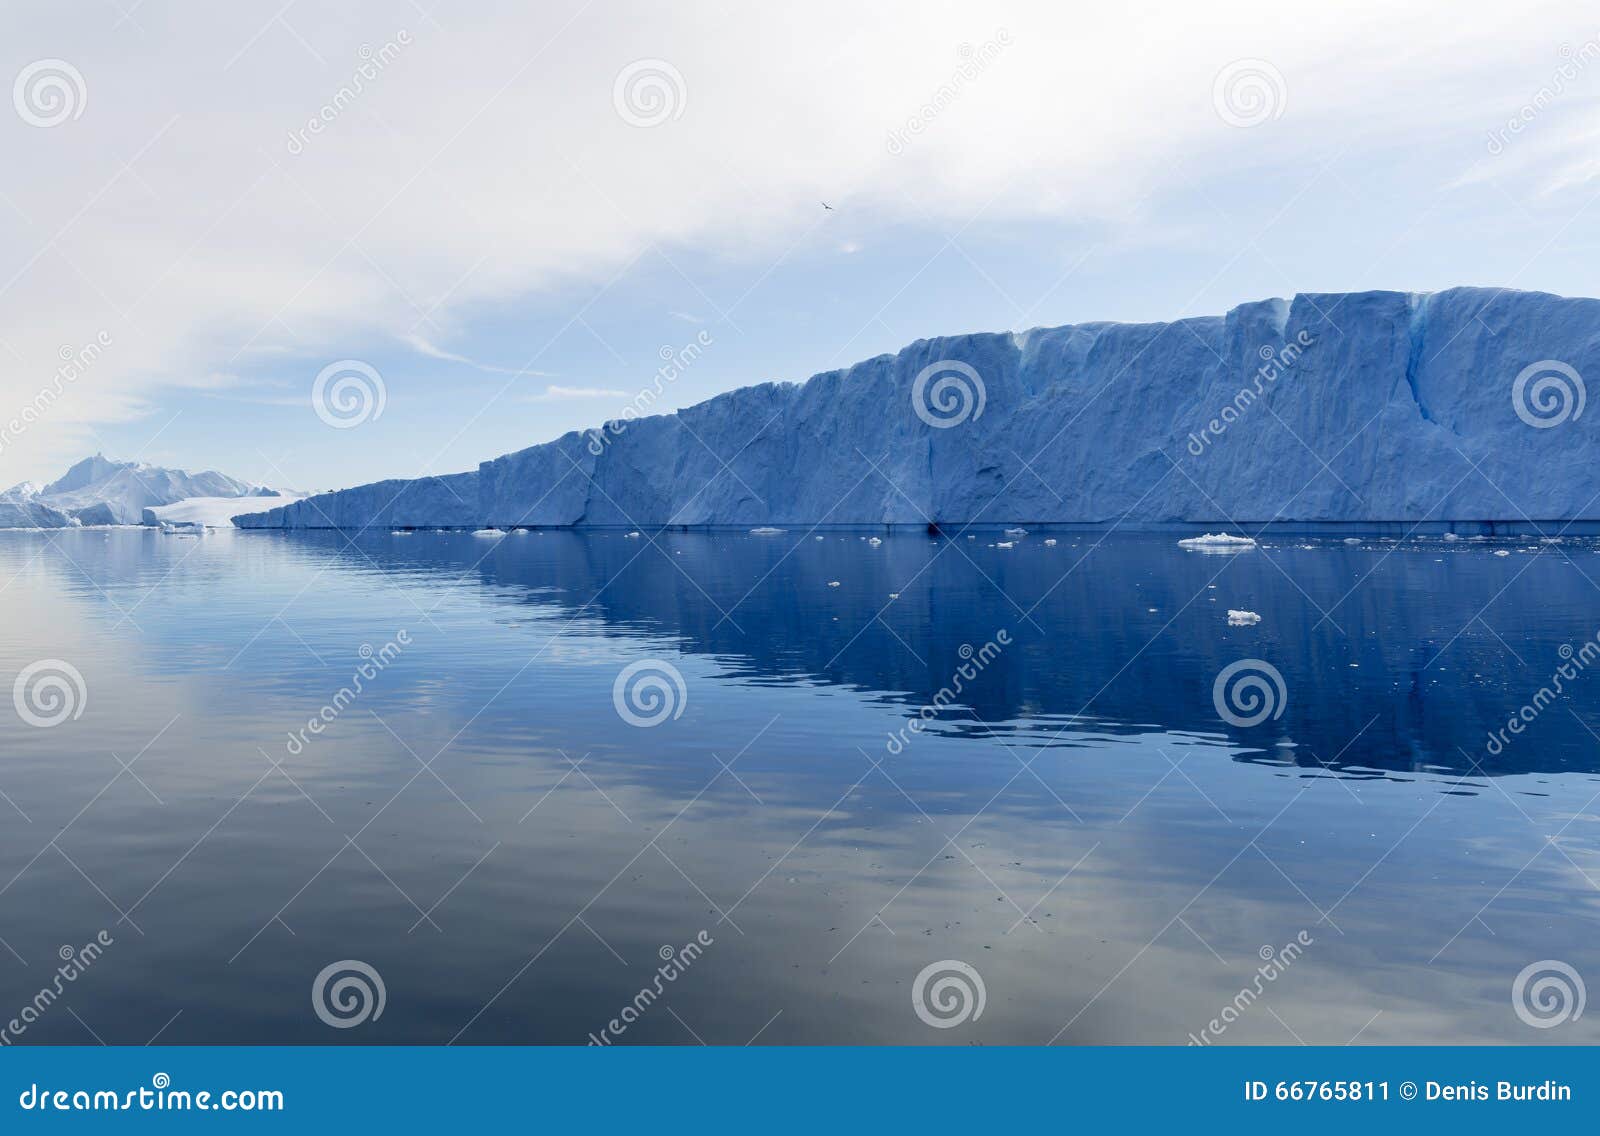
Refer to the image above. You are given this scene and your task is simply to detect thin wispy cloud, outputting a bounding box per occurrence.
[525,385,628,402]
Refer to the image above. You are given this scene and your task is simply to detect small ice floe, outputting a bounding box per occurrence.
[624,531,642,538]
[1443,532,1460,542]
[1494,550,1511,557]
[888,592,899,600]
[390,530,412,536]
[996,541,1015,549]
[966,534,976,540]
[1044,538,1057,546]
[1227,609,1262,626]
[1541,537,1562,544]
[750,526,784,535]
[868,536,882,546]
[1343,537,1362,544]
[1004,527,1028,536]
[473,528,504,538]
[814,536,825,541]
[827,580,842,587]
[1177,533,1257,551]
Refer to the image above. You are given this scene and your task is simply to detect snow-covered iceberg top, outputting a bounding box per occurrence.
[234,287,1600,530]
[1178,533,1258,549]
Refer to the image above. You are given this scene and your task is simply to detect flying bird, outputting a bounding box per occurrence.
[821,201,834,211]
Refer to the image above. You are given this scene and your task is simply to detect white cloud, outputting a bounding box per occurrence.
[0,0,1592,481]
[526,385,628,402]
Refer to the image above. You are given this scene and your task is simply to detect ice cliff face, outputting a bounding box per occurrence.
[236,287,1600,529]
[1,455,266,526]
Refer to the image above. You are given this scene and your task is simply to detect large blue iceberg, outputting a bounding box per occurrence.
[236,287,1600,529]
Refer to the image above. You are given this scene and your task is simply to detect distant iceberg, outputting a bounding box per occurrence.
[232,288,1600,531]
[3,455,273,528]
[1178,533,1258,550]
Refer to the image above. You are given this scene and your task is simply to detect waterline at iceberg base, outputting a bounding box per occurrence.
[236,287,1600,531]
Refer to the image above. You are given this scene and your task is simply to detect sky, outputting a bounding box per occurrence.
[2,0,1599,492]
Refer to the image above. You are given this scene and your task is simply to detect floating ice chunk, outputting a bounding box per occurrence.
[1227,609,1262,625]
[1004,527,1028,536]
[1343,537,1362,544]
[1494,550,1510,557]
[1178,533,1257,550]
[827,580,841,587]
[750,526,784,535]
[624,531,642,538]
[1443,532,1460,541]
[473,528,504,537]
[1044,538,1057,546]
[888,592,899,599]
[390,530,412,536]
[996,541,1015,549]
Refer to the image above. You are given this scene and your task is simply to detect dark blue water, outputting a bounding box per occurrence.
[0,527,1596,1045]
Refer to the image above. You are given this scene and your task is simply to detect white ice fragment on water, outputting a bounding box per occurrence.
[1044,538,1057,546]
[750,526,784,534]
[1494,550,1511,557]
[996,541,1015,549]
[1443,532,1460,541]
[1177,533,1257,549]
[1227,609,1262,625]
[1004,527,1028,536]
[1343,537,1362,544]
[868,536,882,545]
[473,528,504,537]
[827,580,841,587]
[624,531,642,538]
[390,530,412,535]
[888,592,899,599]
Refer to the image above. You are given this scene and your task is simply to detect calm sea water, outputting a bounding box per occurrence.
[1,527,1596,1045]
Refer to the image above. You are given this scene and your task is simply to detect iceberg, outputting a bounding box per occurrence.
[143,494,302,529]
[1177,533,1258,549]
[232,288,1600,531]
[2,455,273,527]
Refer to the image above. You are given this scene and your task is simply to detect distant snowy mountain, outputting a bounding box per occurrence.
[0,455,274,526]
[238,287,1600,530]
